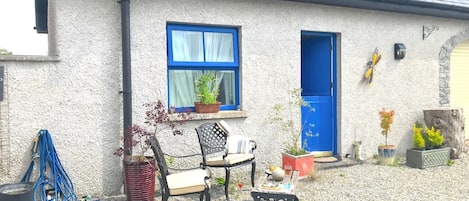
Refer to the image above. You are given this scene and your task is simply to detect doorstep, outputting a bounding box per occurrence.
[315,157,363,170]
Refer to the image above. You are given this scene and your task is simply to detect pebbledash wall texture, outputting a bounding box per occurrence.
[1,0,469,198]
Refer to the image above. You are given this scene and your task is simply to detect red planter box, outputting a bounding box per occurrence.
[282,152,315,178]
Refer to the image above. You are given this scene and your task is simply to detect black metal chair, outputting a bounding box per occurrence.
[195,122,256,201]
[149,136,211,201]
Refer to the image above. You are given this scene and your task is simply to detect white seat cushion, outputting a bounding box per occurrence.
[206,153,255,166]
[167,169,210,195]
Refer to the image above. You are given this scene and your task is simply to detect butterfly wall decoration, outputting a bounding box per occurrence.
[364,48,382,84]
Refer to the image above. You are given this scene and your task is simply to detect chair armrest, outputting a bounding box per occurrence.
[163,152,201,159]
[161,150,204,172]
[167,166,203,172]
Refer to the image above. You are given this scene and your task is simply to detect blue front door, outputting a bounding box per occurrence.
[301,31,337,155]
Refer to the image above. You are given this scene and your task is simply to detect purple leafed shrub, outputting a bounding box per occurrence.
[114,100,191,162]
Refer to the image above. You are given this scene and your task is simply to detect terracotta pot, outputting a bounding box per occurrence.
[194,102,221,113]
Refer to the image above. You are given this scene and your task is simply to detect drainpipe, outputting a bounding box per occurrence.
[119,0,132,156]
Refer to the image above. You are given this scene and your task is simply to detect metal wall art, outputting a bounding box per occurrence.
[364,48,381,84]
[423,25,439,40]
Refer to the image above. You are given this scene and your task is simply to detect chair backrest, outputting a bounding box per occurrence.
[195,122,229,163]
[149,136,170,193]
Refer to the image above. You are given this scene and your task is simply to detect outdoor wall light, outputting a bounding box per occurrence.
[394,43,406,60]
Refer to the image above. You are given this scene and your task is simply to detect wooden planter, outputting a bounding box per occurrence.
[194,102,221,113]
[281,152,314,178]
[406,147,450,169]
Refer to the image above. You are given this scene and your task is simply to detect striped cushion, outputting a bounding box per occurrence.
[227,135,253,154]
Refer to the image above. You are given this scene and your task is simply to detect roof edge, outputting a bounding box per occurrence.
[286,0,469,20]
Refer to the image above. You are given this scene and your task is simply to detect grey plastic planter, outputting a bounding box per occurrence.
[0,182,34,201]
[406,147,450,169]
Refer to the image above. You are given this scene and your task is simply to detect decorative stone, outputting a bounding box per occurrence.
[271,169,285,181]
[424,108,466,159]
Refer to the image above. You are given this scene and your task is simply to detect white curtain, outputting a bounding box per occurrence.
[204,32,234,62]
[169,30,235,107]
[169,70,201,107]
[171,30,203,62]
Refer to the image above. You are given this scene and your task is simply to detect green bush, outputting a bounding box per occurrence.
[412,123,426,149]
[412,121,444,150]
[426,126,444,148]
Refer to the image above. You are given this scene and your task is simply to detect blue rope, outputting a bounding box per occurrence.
[22,129,78,201]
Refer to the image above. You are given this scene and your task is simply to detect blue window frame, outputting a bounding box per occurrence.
[167,24,239,111]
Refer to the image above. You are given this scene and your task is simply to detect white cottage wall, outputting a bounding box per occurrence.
[1,0,469,198]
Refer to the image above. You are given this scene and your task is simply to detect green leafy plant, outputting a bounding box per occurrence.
[412,122,426,149]
[447,159,455,166]
[214,177,225,186]
[269,88,315,156]
[412,121,444,150]
[427,126,444,148]
[195,72,219,104]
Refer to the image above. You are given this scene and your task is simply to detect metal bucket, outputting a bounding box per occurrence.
[0,182,34,201]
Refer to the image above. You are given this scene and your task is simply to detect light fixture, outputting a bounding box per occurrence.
[394,43,406,60]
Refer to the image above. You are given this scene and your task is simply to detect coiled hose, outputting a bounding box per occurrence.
[22,129,78,201]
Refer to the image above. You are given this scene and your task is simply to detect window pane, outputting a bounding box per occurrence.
[217,70,235,105]
[169,70,201,107]
[204,32,234,62]
[169,70,235,107]
[171,30,203,62]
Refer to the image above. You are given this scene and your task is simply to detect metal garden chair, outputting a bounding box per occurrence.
[195,121,256,201]
[149,136,211,201]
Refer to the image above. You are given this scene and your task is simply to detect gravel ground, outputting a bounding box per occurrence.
[155,153,469,201]
[103,153,469,201]
[296,155,469,201]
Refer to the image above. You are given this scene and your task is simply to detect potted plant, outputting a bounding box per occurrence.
[269,88,315,177]
[194,72,221,113]
[377,108,396,165]
[406,121,450,169]
[114,100,191,201]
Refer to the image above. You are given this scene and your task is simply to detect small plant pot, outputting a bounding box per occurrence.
[378,145,396,165]
[194,102,221,113]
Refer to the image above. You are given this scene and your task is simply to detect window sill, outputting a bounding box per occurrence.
[0,55,60,62]
[171,110,248,121]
